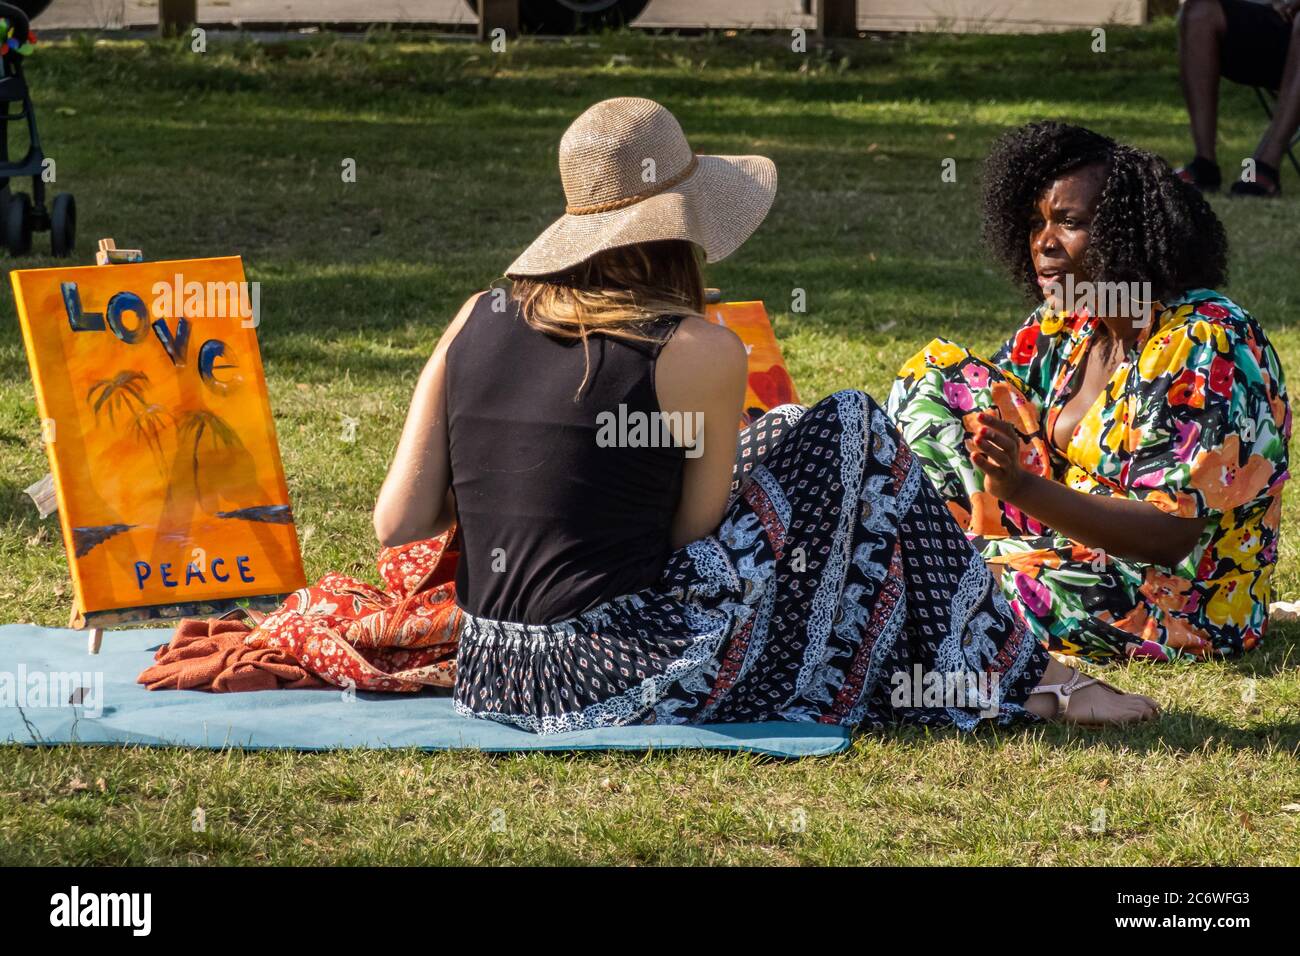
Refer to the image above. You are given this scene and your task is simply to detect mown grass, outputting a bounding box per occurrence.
[0,20,1297,865]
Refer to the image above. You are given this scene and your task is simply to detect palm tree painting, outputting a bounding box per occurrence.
[86,370,150,425]
[13,256,307,621]
[86,371,173,477]
[176,408,243,505]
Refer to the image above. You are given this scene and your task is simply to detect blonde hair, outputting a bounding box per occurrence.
[510,240,706,396]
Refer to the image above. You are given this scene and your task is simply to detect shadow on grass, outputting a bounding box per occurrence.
[38,22,1186,115]
[0,476,42,528]
[866,710,1300,757]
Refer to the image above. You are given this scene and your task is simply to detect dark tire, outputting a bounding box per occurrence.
[465,0,650,34]
[50,193,76,258]
[5,192,32,257]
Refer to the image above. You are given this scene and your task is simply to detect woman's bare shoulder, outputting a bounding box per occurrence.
[661,315,747,369]
[656,314,748,404]
[429,290,491,362]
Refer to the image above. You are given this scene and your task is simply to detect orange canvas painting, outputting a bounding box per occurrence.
[11,256,306,627]
[709,300,799,424]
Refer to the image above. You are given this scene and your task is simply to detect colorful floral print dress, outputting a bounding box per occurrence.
[887,289,1291,663]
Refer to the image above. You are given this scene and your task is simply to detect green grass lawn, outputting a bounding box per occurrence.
[1,20,1298,865]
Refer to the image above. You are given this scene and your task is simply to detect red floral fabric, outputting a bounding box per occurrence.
[240,532,462,692]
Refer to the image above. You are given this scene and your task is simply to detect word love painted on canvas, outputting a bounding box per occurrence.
[60,276,260,393]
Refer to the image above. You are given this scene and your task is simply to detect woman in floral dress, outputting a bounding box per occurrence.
[889,122,1290,663]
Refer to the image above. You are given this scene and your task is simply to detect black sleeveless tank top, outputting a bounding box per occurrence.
[445,294,686,625]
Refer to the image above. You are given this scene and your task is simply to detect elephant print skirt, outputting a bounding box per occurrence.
[452,391,1049,735]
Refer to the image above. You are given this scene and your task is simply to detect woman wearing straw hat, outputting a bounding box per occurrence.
[373,97,1158,733]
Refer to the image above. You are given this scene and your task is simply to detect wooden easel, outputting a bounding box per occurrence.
[82,239,142,654]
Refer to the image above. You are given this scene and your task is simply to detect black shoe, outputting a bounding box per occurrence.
[1230,159,1281,197]
[1175,156,1221,193]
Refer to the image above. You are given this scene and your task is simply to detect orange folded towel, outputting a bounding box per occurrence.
[137,617,325,693]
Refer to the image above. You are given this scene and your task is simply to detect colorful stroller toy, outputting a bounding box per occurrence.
[0,0,74,257]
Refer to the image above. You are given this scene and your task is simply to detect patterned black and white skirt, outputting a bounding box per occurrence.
[452,390,1049,735]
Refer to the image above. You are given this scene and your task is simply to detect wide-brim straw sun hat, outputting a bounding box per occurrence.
[505,96,777,278]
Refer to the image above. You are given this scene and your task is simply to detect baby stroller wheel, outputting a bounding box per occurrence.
[50,193,75,258]
[5,193,32,257]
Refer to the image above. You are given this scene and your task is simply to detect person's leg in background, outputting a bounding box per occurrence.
[1177,0,1228,190]
[1246,4,1300,192]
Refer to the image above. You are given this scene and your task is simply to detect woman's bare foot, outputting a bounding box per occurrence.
[1024,656,1159,726]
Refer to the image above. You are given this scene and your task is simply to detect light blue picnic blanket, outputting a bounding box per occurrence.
[0,624,851,756]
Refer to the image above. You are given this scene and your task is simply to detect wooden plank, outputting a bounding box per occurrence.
[855,0,1146,33]
[49,1,1148,35]
[640,0,1146,32]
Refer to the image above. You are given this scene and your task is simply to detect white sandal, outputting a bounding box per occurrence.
[1028,667,1152,725]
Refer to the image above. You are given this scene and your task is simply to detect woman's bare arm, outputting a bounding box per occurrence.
[654,316,749,549]
[372,293,481,547]
[971,411,1207,567]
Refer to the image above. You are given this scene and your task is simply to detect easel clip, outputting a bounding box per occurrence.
[95,237,143,266]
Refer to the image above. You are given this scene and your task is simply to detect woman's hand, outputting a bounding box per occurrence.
[969,411,1027,502]
[966,408,1208,566]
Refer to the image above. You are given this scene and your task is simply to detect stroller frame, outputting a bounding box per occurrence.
[0,1,74,257]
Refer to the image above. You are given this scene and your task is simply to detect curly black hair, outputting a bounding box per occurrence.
[981,121,1228,303]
